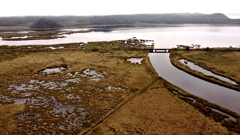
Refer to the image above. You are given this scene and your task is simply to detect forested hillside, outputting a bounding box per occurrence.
[0,13,239,27]
[31,18,62,28]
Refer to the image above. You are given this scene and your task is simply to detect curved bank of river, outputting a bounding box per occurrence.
[149,53,240,114]
[179,59,237,85]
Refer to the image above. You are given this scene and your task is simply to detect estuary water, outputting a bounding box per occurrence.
[1,24,240,114]
[1,24,240,48]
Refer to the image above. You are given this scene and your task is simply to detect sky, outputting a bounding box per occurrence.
[0,0,240,18]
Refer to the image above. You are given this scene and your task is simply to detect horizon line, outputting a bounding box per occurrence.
[0,12,232,17]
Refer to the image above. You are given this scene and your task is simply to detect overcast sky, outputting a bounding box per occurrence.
[1,0,239,18]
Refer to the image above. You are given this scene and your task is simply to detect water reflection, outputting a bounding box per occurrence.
[149,53,240,114]
[1,25,240,48]
[127,58,143,64]
[179,59,237,85]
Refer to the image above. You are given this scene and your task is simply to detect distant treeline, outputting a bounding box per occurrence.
[0,13,240,27]
[30,18,62,28]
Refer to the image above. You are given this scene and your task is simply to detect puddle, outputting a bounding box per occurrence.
[1,68,128,134]
[9,69,106,93]
[14,98,31,104]
[37,65,69,76]
[65,72,80,78]
[66,78,81,83]
[127,58,143,64]
[179,59,238,85]
[106,86,126,90]
[210,108,236,122]
[48,46,64,50]
[1,96,14,104]
[64,69,106,82]
[9,84,40,91]
[11,96,88,134]
[48,47,57,50]
[39,66,67,74]
[81,69,106,82]
[66,94,81,100]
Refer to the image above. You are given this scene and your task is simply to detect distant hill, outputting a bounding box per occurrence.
[209,13,229,19]
[30,18,62,28]
[0,13,239,28]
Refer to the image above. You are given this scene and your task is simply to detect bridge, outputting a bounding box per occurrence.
[150,48,171,53]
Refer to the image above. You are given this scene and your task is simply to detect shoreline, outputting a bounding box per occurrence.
[2,23,240,32]
[170,50,240,91]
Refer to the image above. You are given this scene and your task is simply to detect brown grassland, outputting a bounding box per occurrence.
[0,43,239,134]
[0,104,25,135]
[0,42,156,134]
[86,78,238,135]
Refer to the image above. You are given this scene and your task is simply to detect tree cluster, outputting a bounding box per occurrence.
[30,18,62,28]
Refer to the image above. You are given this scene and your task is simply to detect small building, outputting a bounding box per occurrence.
[191,44,201,49]
[177,45,189,49]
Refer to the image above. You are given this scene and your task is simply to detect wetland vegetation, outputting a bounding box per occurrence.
[87,78,240,135]
[0,30,90,41]
[0,39,156,134]
[1,41,240,134]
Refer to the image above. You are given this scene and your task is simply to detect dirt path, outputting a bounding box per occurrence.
[86,80,238,135]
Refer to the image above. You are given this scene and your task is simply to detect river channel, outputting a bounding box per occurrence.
[149,53,240,114]
[1,25,240,114]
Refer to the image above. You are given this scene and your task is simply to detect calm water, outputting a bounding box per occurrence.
[1,25,240,114]
[179,59,237,85]
[1,25,240,48]
[149,53,240,114]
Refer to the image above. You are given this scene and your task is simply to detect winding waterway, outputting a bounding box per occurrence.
[179,59,237,85]
[149,53,240,114]
[1,25,240,114]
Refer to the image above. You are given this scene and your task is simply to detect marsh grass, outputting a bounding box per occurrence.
[0,26,30,31]
[0,42,154,134]
[0,104,25,135]
[87,79,239,135]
